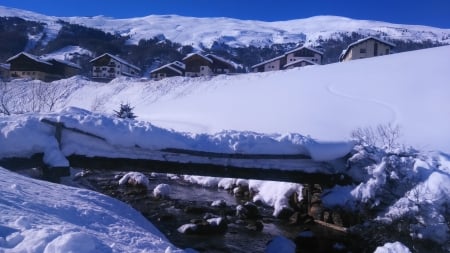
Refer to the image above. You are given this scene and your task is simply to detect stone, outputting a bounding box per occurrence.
[236,202,260,220]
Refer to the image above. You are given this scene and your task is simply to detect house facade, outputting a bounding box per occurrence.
[285,46,323,65]
[150,61,185,80]
[90,53,141,80]
[251,46,322,73]
[7,52,81,82]
[340,36,395,62]
[182,53,213,77]
[205,54,236,74]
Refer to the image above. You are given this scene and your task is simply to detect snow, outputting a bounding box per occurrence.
[0,167,182,252]
[373,242,411,253]
[42,45,93,61]
[0,5,449,49]
[118,172,150,188]
[153,184,171,198]
[250,181,302,217]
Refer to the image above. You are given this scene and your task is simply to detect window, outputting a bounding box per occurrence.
[385,48,389,55]
[360,48,367,54]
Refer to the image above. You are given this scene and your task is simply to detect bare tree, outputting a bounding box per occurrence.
[351,123,401,150]
[0,79,74,115]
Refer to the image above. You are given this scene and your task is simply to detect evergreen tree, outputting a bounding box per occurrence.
[114,103,137,119]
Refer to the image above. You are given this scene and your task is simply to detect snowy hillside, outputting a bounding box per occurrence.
[30,45,447,154]
[0,5,449,49]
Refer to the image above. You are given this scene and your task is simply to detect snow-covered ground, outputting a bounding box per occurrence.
[0,5,449,48]
[0,167,183,253]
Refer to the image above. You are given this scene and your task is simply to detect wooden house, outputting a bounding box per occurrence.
[48,59,82,78]
[340,36,395,62]
[0,63,10,81]
[251,55,287,73]
[182,53,213,77]
[285,46,323,65]
[150,61,185,80]
[251,46,322,73]
[7,52,81,82]
[205,54,236,74]
[90,53,141,80]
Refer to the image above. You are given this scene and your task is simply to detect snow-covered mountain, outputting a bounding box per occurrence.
[0,5,449,49]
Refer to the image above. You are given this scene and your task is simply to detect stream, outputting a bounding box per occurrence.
[69,169,364,253]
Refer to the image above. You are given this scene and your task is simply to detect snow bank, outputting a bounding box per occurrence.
[0,167,182,253]
[322,145,450,245]
[0,108,353,171]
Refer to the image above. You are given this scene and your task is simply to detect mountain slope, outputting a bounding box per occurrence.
[0,5,449,49]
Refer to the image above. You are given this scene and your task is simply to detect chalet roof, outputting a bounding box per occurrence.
[251,55,285,69]
[7,52,53,66]
[182,53,213,63]
[285,46,324,56]
[339,36,396,61]
[90,53,141,71]
[150,62,184,75]
[205,54,237,69]
[283,59,317,68]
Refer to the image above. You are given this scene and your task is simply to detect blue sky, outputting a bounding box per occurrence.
[1,0,449,28]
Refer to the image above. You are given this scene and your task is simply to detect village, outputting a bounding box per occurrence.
[0,36,395,83]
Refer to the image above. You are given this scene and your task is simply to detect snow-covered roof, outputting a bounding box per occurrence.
[251,55,286,69]
[7,52,53,66]
[206,54,237,69]
[285,46,324,56]
[90,53,141,71]
[182,53,213,63]
[172,61,186,69]
[283,59,317,68]
[150,62,183,75]
[340,36,396,61]
[0,63,10,70]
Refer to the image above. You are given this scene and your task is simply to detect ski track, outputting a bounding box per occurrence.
[326,83,400,126]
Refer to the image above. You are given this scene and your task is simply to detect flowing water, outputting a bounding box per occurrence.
[71,170,363,253]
